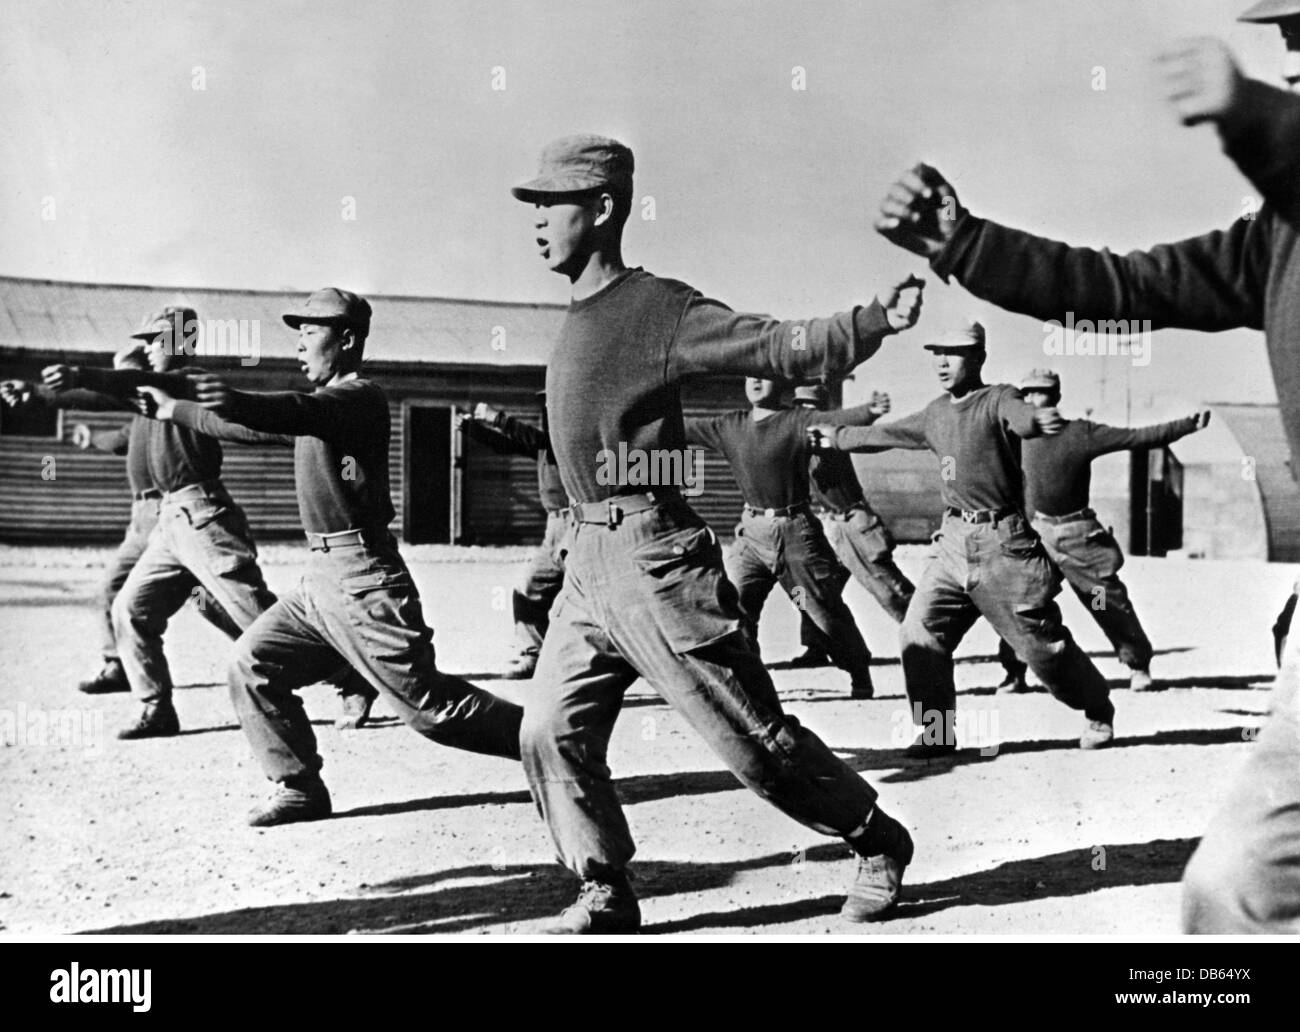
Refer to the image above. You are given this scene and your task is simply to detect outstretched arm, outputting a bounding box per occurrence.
[876,163,1269,333]
[668,275,925,385]
[809,407,929,453]
[1086,412,1209,455]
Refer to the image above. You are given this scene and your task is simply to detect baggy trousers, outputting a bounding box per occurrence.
[229,535,522,782]
[729,509,874,686]
[520,499,877,881]
[512,510,569,657]
[113,482,275,705]
[1182,621,1300,932]
[99,496,161,661]
[999,510,1153,679]
[901,511,1113,740]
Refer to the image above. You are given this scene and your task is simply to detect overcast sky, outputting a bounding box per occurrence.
[2,0,1286,413]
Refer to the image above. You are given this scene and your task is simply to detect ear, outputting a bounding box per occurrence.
[591,191,616,227]
[339,327,356,352]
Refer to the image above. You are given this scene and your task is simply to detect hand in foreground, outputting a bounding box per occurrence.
[875,163,965,260]
[1157,37,1245,128]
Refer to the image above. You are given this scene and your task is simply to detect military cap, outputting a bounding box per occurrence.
[282,288,372,335]
[512,135,634,203]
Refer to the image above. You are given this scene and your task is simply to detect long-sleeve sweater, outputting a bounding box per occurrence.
[545,268,895,503]
[463,411,566,512]
[828,383,1041,513]
[170,378,393,534]
[1022,416,1200,516]
[928,78,1300,475]
[685,401,882,510]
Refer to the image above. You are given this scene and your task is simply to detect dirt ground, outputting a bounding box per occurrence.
[0,542,1287,936]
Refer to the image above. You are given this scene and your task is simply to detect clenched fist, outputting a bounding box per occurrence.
[189,372,233,411]
[868,391,891,417]
[41,365,78,392]
[135,386,176,421]
[1157,38,1245,127]
[875,163,965,261]
[806,425,837,451]
[1034,405,1065,436]
[1192,409,1212,430]
[473,402,502,424]
[0,379,33,407]
[70,424,92,450]
[878,274,926,332]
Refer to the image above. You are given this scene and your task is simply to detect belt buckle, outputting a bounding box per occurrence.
[962,510,978,524]
[606,499,621,528]
[764,508,776,518]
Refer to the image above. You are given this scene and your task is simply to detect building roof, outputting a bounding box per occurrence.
[1211,403,1300,563]
[0,275,566,367]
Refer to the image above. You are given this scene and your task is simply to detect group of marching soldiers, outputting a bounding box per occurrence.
[3,1,1299,935]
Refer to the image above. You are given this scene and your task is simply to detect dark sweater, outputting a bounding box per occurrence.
[929,78,1300,476]
[464,411,566,512]
[1022,416,1199,516]
[70,369,222,493]
[545,268,894,503]
[685,402,881,511]
[30,384,153,496]
[809,450,867,512]
[170,381,392,534]
[829,383,1040,512]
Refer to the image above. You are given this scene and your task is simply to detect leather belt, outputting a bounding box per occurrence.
[824,502,868,520]
[569,491,675,526]
[306,527,390,552]
[1034,507,1096,525]
[135,488,164,501]
[164,479,226,502]
[944,504,1017,525]
[743,500,812,519]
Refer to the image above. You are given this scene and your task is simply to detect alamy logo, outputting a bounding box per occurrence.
[49,964,151,1012]
[594,443,704,496]
[1041,312,1152,367]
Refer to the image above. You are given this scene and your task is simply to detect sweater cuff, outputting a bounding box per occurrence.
[852,299,891,360]
[930,213,982,284]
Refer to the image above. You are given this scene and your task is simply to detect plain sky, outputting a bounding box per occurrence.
[1,0,1287,414]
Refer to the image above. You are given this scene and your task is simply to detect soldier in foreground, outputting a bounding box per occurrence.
[513,134,924,933]
[870,5,1300,930]
[809,323,1116,757]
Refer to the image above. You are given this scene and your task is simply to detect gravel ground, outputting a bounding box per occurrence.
[0,544,1287,935]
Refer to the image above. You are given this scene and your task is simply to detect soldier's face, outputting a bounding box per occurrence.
[532,194,600,275]
[930,348,981,392]
[745,377,780,407]
[296,321,349,386]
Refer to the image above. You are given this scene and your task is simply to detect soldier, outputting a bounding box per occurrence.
[512,133,923,933]
[1,345,156,696]
[997,368,1211,693]
[685,377,893,698]
[869,4,1300,932]
[127,288,523,826]
[458,395,566,679]
[790,381,915,669]
[42,307,376,738]
[808,323,1116,757]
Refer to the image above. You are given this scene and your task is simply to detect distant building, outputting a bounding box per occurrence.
[0,276,759,544]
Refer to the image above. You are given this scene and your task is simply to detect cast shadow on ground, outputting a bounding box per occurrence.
[766,646,1196,672]
[84,836,1196,935]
